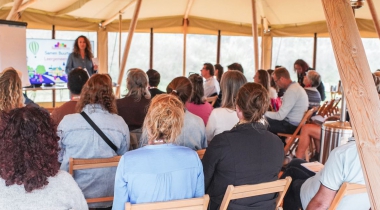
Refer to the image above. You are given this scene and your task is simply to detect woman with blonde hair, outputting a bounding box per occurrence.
[58,74,129,209]
[117,68,151,131]
[205,70,247,142]
[113,94,204,209]
[0,68,23,112]
[203,83,284,210]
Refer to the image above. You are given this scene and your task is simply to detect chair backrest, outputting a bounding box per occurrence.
[319,99,335,117]
[125,194,210,210]
[69,156,122,203]
[206,95,218,107]
[219,177,292,210]
[328,182,367,210]
[197,149,206,159]
[283,107,318,155]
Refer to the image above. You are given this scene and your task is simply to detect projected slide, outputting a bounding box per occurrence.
[26,39,93,85]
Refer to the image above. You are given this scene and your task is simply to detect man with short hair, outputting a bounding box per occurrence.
[51,68,89,124]
[227,62,244,73]
[265,67,308,135]
[201,63,220,97]
[146,69,165,98]
[282,138,370,210]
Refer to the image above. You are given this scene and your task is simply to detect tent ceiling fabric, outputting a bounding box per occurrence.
[0,0,379,37]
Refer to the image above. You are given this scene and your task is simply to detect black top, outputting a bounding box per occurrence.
[202,122,284,210]
[116,96,151,131]
[148,88,165,98]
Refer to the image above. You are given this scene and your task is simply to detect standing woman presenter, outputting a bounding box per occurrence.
[65,35,97,76]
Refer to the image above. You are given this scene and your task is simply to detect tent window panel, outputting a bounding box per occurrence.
[153,33,183,91]
[26,29,51,39]
[362,38,380,72]
[55,31,97,57]
[272,37,313,81]
[186,34,217,76]
[108,32,150,94]
[316,38,339,93]
[220,35,261,82]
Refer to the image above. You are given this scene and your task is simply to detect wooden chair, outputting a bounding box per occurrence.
[219,177,292,210]
[328,182,367,210]
[69,156,122,204]
[125,194,210,210]
[197,149,206,159]
[319,99,336,117]
[206,95,218,107]
[278,107,318,156]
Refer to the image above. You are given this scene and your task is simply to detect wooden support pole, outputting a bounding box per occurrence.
[115,0,142,97]
[6,0,22,21]
[52,25,55,39]
[261,34,273,70]
[216,30,221,64]
[183,19,188,76]
[118,13,122,68]
[313,33,317,69]
[149,28,153,69]
[260,18,264,69]
[251,0,259,72]
[322,0,380,209]
[367,0,380,40]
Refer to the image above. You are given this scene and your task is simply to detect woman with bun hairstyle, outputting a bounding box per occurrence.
[203,83,284,210]
[186,73,213,125]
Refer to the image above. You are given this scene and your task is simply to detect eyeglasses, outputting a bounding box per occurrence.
[273,77,281,83]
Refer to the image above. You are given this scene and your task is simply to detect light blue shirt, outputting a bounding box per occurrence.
[112,144,205,210]
[58,104,129,208]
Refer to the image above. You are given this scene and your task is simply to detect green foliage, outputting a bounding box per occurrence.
[36,65,46,75]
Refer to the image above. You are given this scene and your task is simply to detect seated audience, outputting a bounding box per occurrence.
[227,62,244,73]
[295,73,380,160]
[213,64,224,108]
[112,94,204,209]
[214,64,224,83]
[294,59,326,101]
[117,68,151,131]
[254,69,277,100]
[203,83,284,210]
[58,74,129,209]
[282,138,370,210]
[201,63,220,97]
[269,68,285,98]
[265,67,308,136]
[146,69,165,98]
[169,77,206,149]
[303,70,322,109]
[0,68,23,112]
[206,70,247,142]
[0,106,87,209]
[186,73,213,125]
[51,68,89,124]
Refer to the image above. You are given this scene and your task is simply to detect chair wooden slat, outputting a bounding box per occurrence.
[206,96,218,107]
[125,194,209,210]
[328,182,367,210]
[69,156,122,204]
[219,177,292,210]
[196,149,206,159]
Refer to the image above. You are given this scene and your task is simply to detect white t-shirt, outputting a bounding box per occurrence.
[269,87,278,99]
[205,108,238,142]
[300,141,370,210]
[203,77,220,97]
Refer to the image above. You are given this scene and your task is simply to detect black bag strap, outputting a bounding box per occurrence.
[80,111,118,152]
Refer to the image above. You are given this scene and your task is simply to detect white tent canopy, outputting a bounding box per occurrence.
[0,0,379,37]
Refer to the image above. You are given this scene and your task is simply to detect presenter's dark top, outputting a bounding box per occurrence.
[65,53,95,76]
[202,122,284,210]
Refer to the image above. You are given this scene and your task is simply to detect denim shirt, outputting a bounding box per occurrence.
[58,104,129,208]
[65,53,95,75]
[140,111,207,150]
